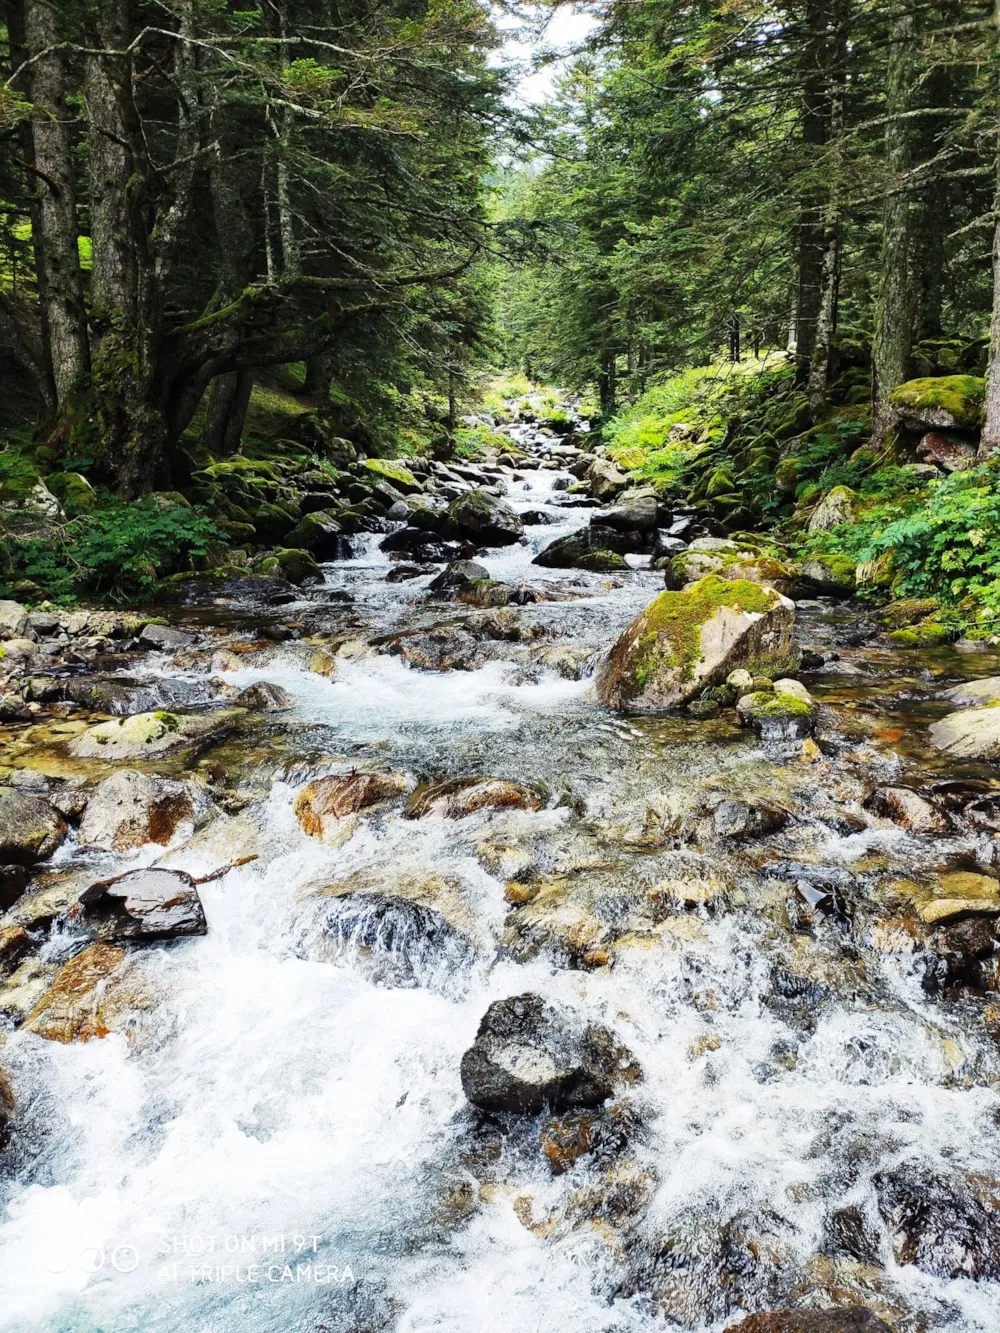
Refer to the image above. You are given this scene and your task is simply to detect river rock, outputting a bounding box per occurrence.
[69,709,242,760]
[77,769,197,851]
[404,777,542,819]
[0,926,30,979]
[448,490,524,547]
[939,677,1000,708]
[929,705,1000,761]
[737,680,817,740]
[713,799,789,840]
[875,1168,1000,1279]
[24,942,128,1042]
[78,867,207,941]
[234,680,294,711]
[595,576,798,713]
[0,790,68,864]
[915,870,1000,924]
[0,601,31,640]
[593,495,659,532]
[294,770,412,845]
[428,559,490,592]
[799,554,857,595]
[0,1063,13,1136]
[533,532,628,571]
[728,1313,890,1333]
[138,623,195,651]
[321,892,471,987]
[460,992,641,1114]
[286,508,350,559]
[586,458,628,500]
[863,786,950,835]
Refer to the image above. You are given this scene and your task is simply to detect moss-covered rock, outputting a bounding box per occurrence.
[45,471,96,515]
[273,547,322,585]
[286,508,350,559]
[68,709,242,760]
[363,458,422,493]
[807,485,857,533]
[449,489,524,547]
[456,579,512,607]
[799,553,856,595]
[736,679,816,740]
[773,457,801,495]
[890,375,985,431]
[887,620,951,647]
[576,550,629,573]
[595,575,799,713]
[882,597,940,629]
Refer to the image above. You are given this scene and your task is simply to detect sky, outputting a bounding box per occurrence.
[494,4,602,106]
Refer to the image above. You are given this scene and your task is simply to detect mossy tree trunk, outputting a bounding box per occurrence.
[984,0,1000,456]
[872,12,914,446]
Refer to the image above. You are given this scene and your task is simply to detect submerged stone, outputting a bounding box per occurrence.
[404,777,542,819]
[596,576,798,714]
[294,770,412,844]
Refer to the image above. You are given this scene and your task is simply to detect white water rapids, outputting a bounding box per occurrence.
[2,458,1000,1331]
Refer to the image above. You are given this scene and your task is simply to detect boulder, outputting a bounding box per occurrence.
[320,892,471,987]
[0,925,30,979]
[586,458,629,501]
[448,490,524,547]
[916,430,977,472]
[929,705,1000,761]
[887,620,950,647]
[428,559,490,593]
[24,942,128,1042]
[593,495,659,532]
[890,374,985,431]
[875,1168,1000,1279]
[77,769,197,851]
[286,508,351,559]
[272,547,323,585]
[862,786,950,835]
[0,600,31,640]
[456,579,512,608]
[363,458,423,494]
[799,554,856,596]
[807,486,857,533]
[0,790,68,864]
[79,866,207,941]
[404,777,542,819]
[939,676,1000,708]
[712,799,789,840]
[533,532,628,570]
[138,623,195,651]
[294,770,412,845]
[69,709,241,760]
[915,870,1000,925]
[736,679,817,740]
[460,993,640,1114]
[234,681,294,711]
[728,1313,890,1333]
[595,576,798,713]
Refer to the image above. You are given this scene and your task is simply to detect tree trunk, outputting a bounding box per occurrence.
[204,370,254,457]
[24,0,88,404]
[872,13,915,445]
[981,3,1000,453]
[794,0,832,379]
[598,350,616,416]
[807,216,841,418]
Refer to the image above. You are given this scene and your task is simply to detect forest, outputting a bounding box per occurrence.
[0,0,1000,625]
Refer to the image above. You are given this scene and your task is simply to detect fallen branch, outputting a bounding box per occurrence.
[193,855,258,884]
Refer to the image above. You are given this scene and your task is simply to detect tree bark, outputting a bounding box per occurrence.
[24,0,88,404]
[981,0,1000,454]
[598,349,616,416]
[794,0,832,378]
[872,12,915,445]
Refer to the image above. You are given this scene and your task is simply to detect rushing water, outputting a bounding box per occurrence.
[3,439,1000,1331]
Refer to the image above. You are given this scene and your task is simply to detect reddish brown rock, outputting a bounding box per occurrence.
[404,778,542,820]
[294,770,412,844]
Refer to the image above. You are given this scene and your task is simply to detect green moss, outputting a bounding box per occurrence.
[628,575,781,692]
[883,597,940,629]
[887,621,951,646]
[364,458,419,490]
[577,549,628,572]
[740,690,812,719]
[46,471,96,515]
[890,375,985,428]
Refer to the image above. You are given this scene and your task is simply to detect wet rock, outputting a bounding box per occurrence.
[385,563,433,582]
[0,925,30,979]
[923,915,998,992]
[460,992,640,1114]
[930,704,1000,761]
[77,769,198,851]
[593,495,659,532]
[596,576,798,714]
[78,867,207,941]
[61,674,208,715]
[272,547,322,585]
[862,786,950,835]
[875,1168,1000,1279]
[882,596,941,629]
[404,777,542,820]
[286,508,351,559]
[539,1111,598,1173]
[428,559,490,592]
[159,571,299,605]
[728,1313,890,1333]
[533,533,628,570]
[138,623,195,651]
[736,679,817,740]
[799,554,856,596]
[0,866,31,912]
[448,490,524,547]
[320,892,471,988]
[69,709,242,760]
[713,799,789,840]
[24,941,128,1041]
[0,790,68,864]
[0,601,31,639]
[233,680,294,711]
[0,1063,13,1136]
[585,457,628,501]
[916,870,1000,924]
[383,627,479,671]
[939,676,1000,708]
[294,770,412,845]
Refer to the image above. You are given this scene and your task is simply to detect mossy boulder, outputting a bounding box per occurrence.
[576,550,629,573]
[449,489,524,547]
[807,486,857,533]
[273,547,322,585]
[0,790,68,864]
[887,620,951,647]
[45,471,96,515]
[890,375,985,431]
[736,679,817,740]
[669,549,795,597]
[595,575,799,714]
[68,709,242,760]
[883,597,940,629]
[799,553,856,595]
[251,501,298,542]
[363,458,422,494]
[286,508,350,559]
[774,458,801,495]
[457,579,512,607]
